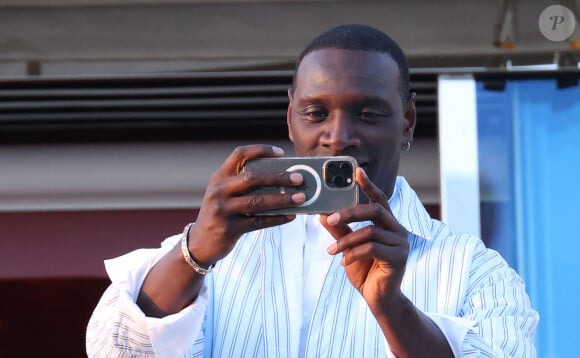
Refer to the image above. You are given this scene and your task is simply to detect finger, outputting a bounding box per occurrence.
[206,167,303,204]
[240,213,297,233]
[332,168,403,231]
[340,241,408,267]
[356,167,391,213]
[320,214,352,239]
[227,192,307,215]
[221,144,285,177]
[232,168,303,194]
[327,225,405,254]
[325,203,396,231]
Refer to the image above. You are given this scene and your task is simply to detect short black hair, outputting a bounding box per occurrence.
[292,24,410,102]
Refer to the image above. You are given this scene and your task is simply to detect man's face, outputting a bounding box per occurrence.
[287,48,416,198]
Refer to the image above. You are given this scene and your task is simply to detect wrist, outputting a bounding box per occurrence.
[181,223,214,275]
[370,290,410,317]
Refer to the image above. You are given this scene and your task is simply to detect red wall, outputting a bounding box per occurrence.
[0,209,197,279]
[0,209,196,357]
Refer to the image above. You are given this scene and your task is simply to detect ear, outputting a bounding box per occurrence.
[287,88,295,143]
[402,92,417,143]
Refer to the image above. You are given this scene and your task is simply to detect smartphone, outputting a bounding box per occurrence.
[242,156,358,215]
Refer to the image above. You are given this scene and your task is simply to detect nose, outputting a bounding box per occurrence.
[321,112,360,153]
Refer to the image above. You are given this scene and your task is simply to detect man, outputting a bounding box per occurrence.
[87,24,538,357]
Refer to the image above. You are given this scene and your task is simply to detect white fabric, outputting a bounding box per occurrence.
[86,176,539,357]
[299,215,337,356]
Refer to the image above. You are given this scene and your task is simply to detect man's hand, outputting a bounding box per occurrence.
[321,167,409,311]
[188,144,306,267]
[321,167,453,358]
[137,144,305,317]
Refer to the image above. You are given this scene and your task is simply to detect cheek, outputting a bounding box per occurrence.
[363,126,399,150]
[290,125,321,154]
[364,127,401,171]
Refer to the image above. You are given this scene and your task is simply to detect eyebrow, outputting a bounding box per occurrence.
[298,92,389,101]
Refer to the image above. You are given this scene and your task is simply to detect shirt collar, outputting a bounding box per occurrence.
[387,176,434,241]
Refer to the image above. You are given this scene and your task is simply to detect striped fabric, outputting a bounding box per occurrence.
[86,177,538,357]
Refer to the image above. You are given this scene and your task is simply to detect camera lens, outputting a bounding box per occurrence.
[340,162,351,171]
[327,161,339,173]
[332,175,345,187]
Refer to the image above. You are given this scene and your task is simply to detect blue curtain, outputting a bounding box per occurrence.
[477,79,580,357]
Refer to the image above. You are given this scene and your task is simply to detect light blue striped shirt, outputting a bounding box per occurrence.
[87,177,538,357]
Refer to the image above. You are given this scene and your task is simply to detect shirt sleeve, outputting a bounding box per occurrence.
[425,313,476,357]
[86,234,209,357]
[430,241,539,357]
[381,311,475,358]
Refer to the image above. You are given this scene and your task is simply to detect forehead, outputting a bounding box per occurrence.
[294,48,401,100]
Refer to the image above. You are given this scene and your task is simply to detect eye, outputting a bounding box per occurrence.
[358,110,389,123]
[296,107,329,122]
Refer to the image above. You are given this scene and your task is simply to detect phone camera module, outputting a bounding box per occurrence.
[325,160,354,188]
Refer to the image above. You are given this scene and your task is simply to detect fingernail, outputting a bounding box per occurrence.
[327,213,340,225]
[327,243,337,254]
[291,192,306,203]
[272,146,284,155]
[290,172,303,184]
